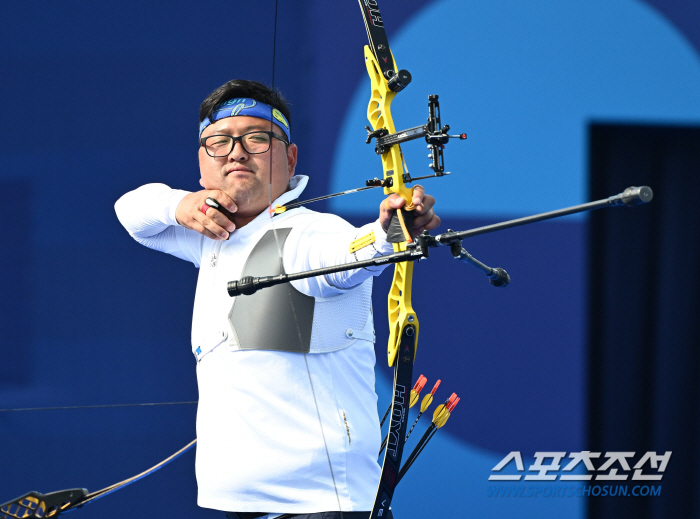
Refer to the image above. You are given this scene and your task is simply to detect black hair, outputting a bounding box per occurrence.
[199,79,292,136]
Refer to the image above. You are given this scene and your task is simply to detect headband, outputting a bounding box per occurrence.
[198,98,291,142]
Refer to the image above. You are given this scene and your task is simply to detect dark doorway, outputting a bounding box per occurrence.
[588,123,700,518]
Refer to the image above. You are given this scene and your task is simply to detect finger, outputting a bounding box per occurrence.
[411,185,425,207]
[425,213,441,230]
[199,211,231,239]
[412,207,435,229]
[191,218,227,241]
[379,195,405,219]
[414,194,435,216]
[386,194,405,210]
[204,207,236,232]
[413,213,441,234]
[211,190,238,213]
[379,195,406,232]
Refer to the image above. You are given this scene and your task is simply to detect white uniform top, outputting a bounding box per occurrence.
[115,176,395,513]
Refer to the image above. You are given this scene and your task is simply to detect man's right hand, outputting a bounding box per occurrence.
[175,190,237,240]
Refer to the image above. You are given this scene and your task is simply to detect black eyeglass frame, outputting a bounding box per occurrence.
[199,130,289,157]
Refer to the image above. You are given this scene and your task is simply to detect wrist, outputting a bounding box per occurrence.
[170,190,192,226]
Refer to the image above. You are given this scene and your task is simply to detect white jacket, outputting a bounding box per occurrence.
[115,176,395,514]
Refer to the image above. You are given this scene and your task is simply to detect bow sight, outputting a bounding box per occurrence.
[271,95,467,216]
[365,94,467,180]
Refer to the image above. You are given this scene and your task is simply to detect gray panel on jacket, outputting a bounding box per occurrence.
[229,228,315,353]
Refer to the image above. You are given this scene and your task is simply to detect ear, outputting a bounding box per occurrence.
[286,143,298,178]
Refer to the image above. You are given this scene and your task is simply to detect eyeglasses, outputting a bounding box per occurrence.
[200,131,288,157]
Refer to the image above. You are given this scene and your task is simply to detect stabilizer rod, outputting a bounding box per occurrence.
[227,186,653,297]
[435,186,653,245]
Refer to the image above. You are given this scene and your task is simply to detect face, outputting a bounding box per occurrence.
[198,115,297,219]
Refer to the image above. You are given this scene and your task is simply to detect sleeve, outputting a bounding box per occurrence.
[287,214,396,298]
[114,183,205,267]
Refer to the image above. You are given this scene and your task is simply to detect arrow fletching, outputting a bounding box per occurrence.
[419,379,440,412]
[432,404,448,427]
[432,393,458,428]
[409,374,427,407]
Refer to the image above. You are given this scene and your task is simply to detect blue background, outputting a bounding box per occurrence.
[1,1,699,517]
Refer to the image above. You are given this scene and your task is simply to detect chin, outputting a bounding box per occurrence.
[228,182,267,206]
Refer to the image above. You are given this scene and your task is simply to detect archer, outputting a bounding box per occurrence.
[114,79,439,519]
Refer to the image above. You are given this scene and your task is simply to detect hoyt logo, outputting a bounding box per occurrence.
[363,0,383,28]
[386,384,406,459]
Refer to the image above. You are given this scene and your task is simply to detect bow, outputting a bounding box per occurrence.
[358,3,423,517]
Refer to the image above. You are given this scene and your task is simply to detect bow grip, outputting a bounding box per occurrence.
[386,207,415,244]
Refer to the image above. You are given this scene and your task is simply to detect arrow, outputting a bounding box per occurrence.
[405,379,441,442]
[396,393,460,484]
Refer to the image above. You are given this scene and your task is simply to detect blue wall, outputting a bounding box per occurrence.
[1,2,699,518]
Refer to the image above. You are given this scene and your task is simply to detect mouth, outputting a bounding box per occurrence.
[225,167,254,175]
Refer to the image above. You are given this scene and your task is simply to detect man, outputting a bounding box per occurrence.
[115,79,439,519]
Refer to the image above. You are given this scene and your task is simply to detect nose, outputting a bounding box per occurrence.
[228,138,249,161]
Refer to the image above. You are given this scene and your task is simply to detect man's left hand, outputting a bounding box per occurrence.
[379,185,440,237]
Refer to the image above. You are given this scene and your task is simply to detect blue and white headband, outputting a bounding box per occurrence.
[198,97,291,142]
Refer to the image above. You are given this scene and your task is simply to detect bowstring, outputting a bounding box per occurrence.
[0,401,197,412]
[62,439,198,512]
[266,1,344,516]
